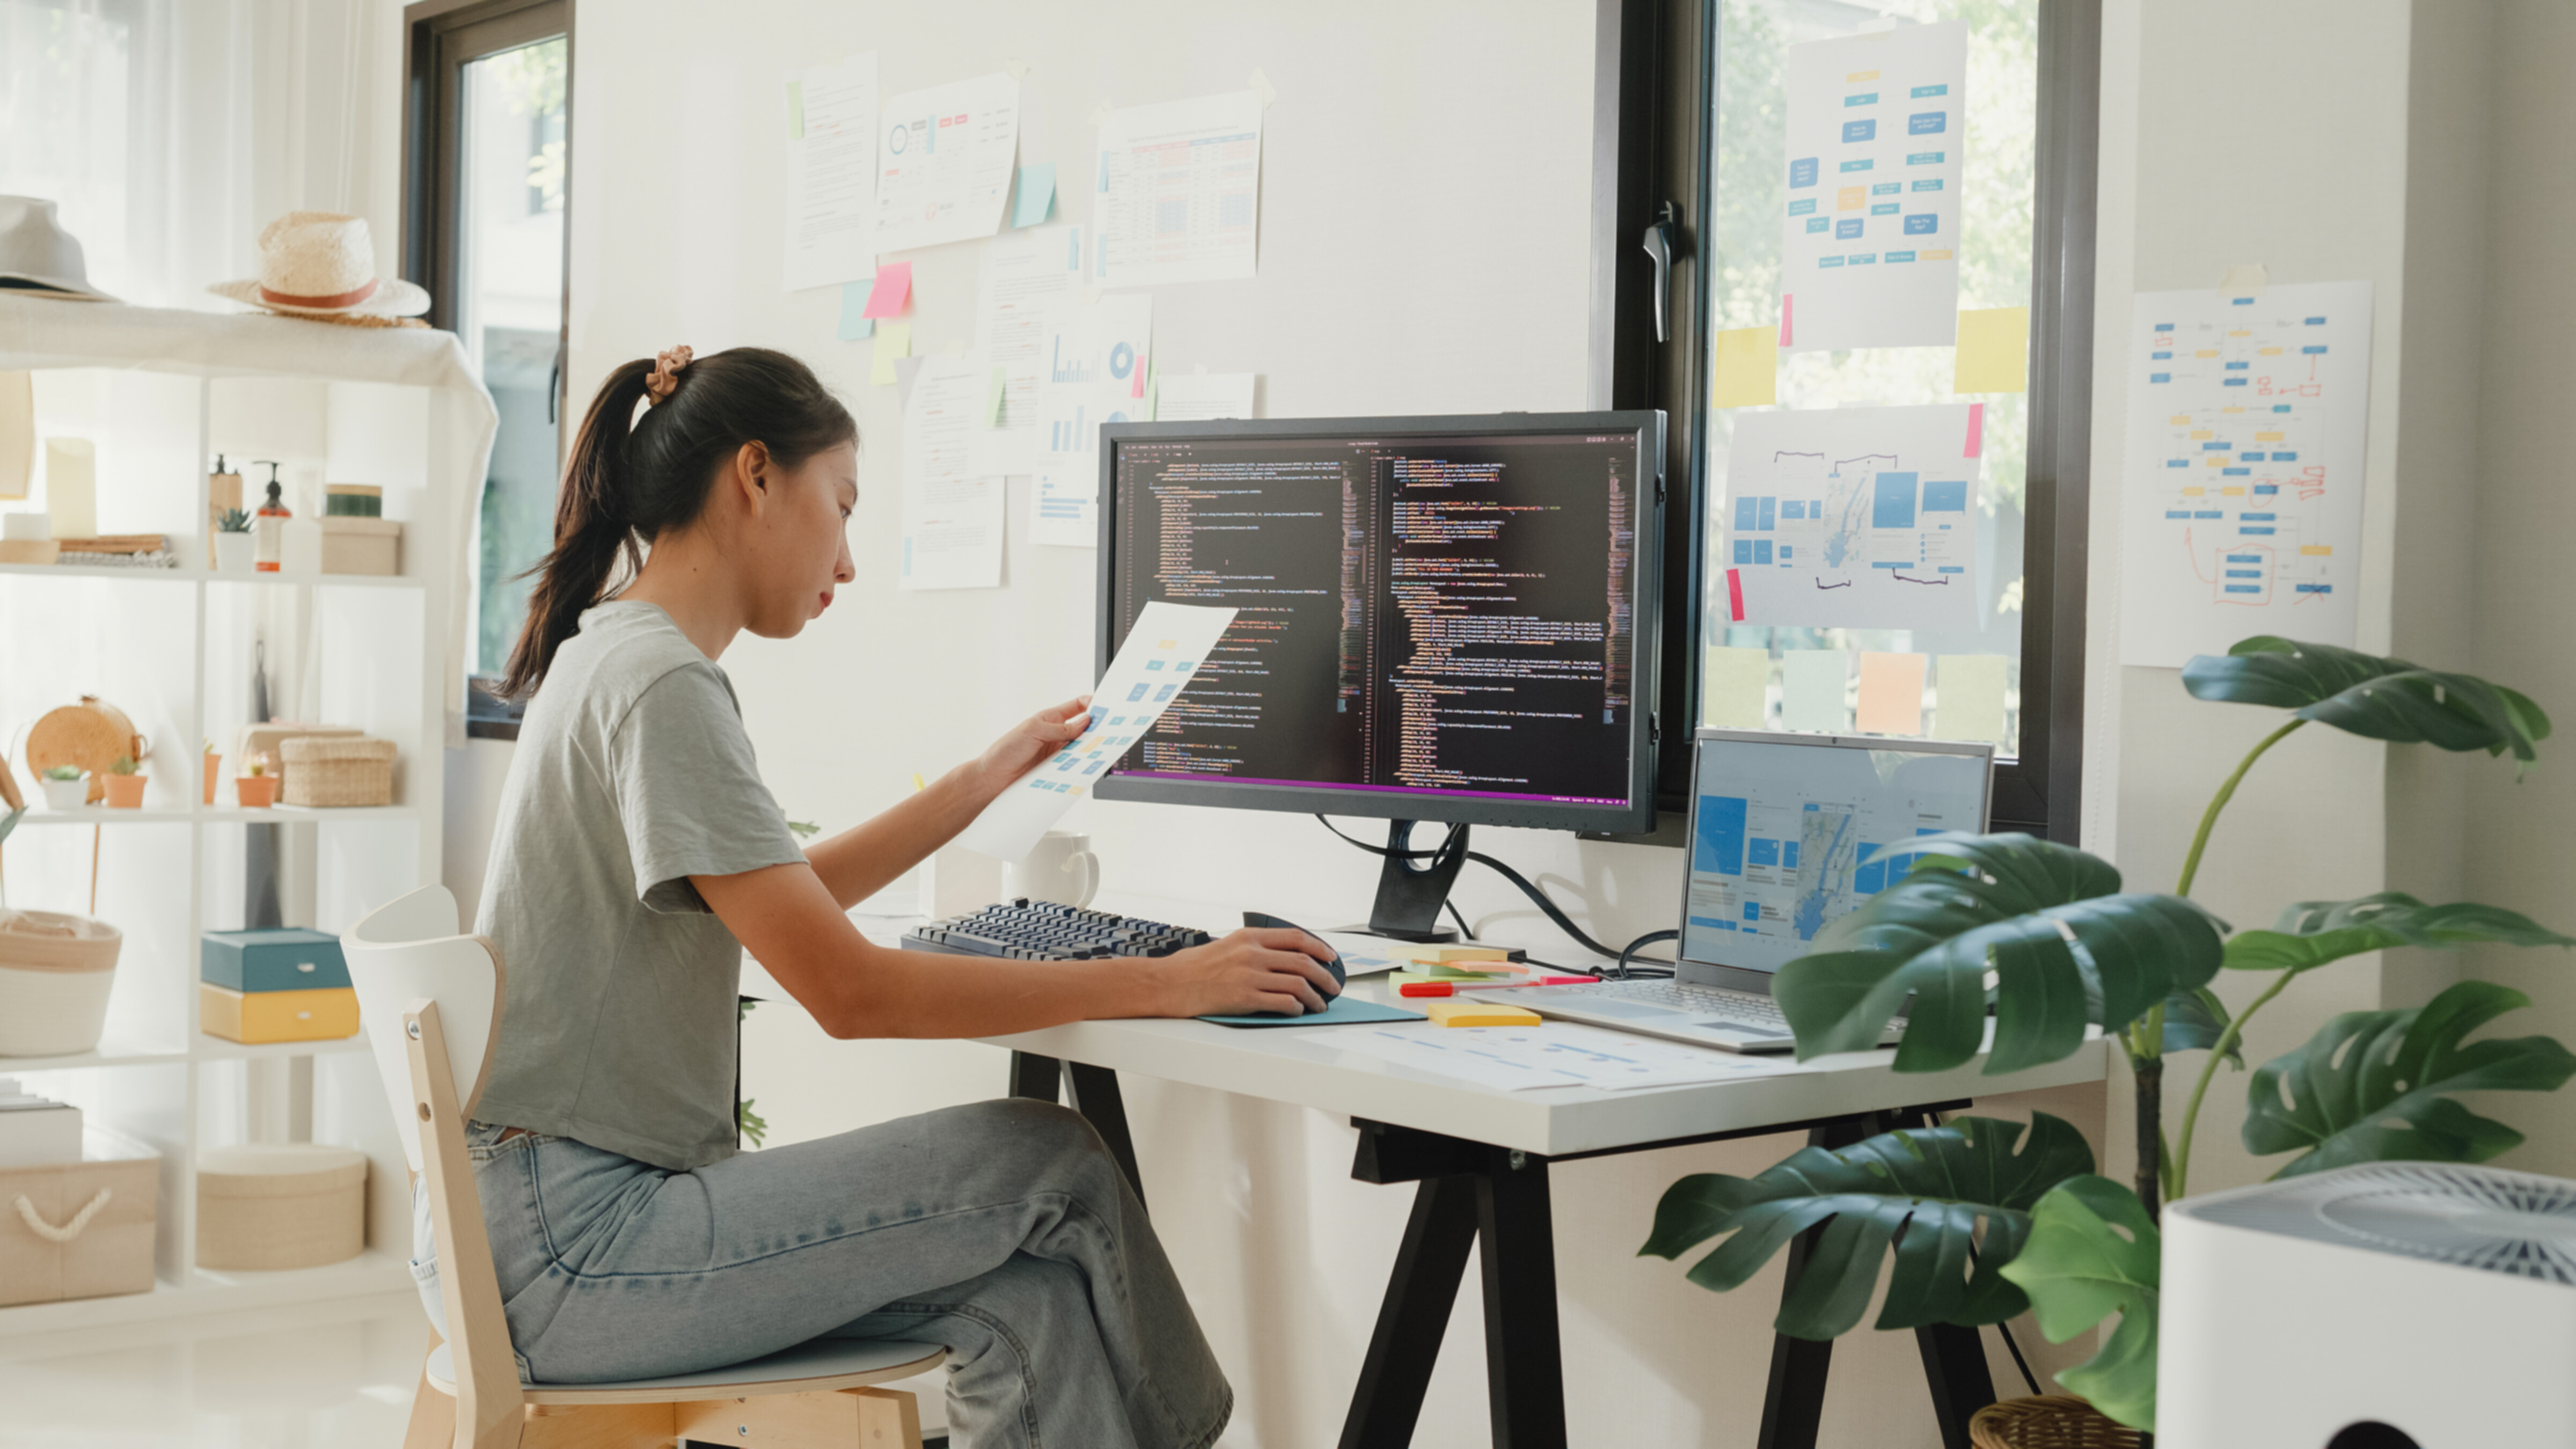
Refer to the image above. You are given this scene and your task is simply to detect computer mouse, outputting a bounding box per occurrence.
[1243,911,1345,991]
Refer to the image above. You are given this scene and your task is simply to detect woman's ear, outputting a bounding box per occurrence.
[730,441,775,514]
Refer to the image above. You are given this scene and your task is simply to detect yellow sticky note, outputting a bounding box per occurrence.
[1856,652,1927,736]
[1704,646,1769,729]
[1711,327,1778,408]
[1933,655,2008,746]
[870,323,911,385]
[1953,307,2029,394]
[2302,545,2333,556]
[1426,1000,1542,1029]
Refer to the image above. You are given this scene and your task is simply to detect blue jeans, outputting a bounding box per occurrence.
[411,1097,1231,1449]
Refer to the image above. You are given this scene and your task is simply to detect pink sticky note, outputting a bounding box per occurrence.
[1856,652,1927,736]
[861,263,912,320]
[1131,356,1147,399]
[1779,296,1795,347]
[1725,567,1746,622]
[1964,401,1984,458]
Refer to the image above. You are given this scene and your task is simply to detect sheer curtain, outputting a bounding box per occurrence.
[0,0,395,310]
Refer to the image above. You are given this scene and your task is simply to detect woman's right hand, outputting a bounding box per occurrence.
[1141,928,1344,1017]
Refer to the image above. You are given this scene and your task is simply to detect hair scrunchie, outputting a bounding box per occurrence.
[642,345,694,406]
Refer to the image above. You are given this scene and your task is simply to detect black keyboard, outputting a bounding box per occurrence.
[901,899,1215,961]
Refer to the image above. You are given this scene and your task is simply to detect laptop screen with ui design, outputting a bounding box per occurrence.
[1679,730,1993,979]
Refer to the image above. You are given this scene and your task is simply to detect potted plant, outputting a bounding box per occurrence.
[100,755,147,808]
[214,508,254,574]
[202,739,221,805]
[1643,636,2573,1434]
[38,765,87,811]
[234,753,276,809]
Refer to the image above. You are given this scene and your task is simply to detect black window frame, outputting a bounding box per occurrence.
[400,0,573,740]
[1592,0,2099,844]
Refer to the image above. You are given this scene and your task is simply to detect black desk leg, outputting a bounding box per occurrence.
[1339,1174,1480,1449]
[1475,1150,1566,1449]
[1007,1051,1062,1103]
[1756,1113,1885,1449]
[1062,1062,1148,1211]
[1913,1321,1995,1448]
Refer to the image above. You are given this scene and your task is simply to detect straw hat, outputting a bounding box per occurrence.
[208,212,429,319]
[0,197,117,302]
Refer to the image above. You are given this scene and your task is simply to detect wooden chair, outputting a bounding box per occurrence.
[348,884,945,1449]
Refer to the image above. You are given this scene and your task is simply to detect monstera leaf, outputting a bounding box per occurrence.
[2244,978,2576,1178]
[1641,1113,2093,1339]
[2160,986,2241,1067]
[1996,1176,2161,1431]
[1775,833,2227,1073]
[2223,892,2575,976]
[2182,636,2550,764]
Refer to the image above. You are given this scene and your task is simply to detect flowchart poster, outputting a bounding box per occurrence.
[1780,21,1966,353]
[1722,404,1984,632]
[2119,280,2373,667]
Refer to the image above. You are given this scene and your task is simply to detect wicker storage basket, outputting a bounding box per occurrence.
[0,910,122,1057]
[0,1131,158,1307]
[1968,1396,2143,1449]
[279,736,395,808]
[195,1143,366,1270]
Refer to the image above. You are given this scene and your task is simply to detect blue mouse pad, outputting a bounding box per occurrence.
[1199,995,1426,1028]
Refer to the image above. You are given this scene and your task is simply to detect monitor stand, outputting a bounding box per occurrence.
[1340,820,1469,943]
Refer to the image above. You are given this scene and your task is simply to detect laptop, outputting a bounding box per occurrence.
[1519,728,1994,1054]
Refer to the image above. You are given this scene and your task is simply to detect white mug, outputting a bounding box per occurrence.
[1006,830,1099,908]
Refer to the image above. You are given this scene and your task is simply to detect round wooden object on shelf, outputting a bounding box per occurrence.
[1968,1396,2142,1449]
[26,696,143,805]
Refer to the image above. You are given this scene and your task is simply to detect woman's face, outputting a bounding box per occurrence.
[744,440,858,639]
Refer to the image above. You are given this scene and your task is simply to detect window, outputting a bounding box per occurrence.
[1598,0,2096,838]
[401,0,570,732]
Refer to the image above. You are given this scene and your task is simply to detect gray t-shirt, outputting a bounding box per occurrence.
[470,601,806,1171]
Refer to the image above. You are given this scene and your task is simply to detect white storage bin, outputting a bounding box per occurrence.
[0,910,121,1057]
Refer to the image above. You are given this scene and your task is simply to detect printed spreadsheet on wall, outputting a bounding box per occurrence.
[1700,1,2036,759]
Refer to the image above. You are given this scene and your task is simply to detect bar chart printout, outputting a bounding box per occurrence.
[2119,280,2373,667]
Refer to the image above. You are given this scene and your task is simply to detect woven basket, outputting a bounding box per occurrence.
[1969,1396,2143,1449]
[279,736,395,808]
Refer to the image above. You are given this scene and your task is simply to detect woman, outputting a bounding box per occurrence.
[418,345,1340,1449]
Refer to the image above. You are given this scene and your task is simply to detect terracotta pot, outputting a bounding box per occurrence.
[234,775,277,809]
[202,753,222,805]
[101,774,147,809]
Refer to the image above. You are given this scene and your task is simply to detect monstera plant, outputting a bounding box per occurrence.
[1643,638,2574,1431]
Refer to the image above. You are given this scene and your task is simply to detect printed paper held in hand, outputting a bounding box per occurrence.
[958,601,1237,860]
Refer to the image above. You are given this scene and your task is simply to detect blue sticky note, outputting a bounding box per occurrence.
[1011,163,1056,229]
[837,281,874,340]
[1198,994,1427,1028]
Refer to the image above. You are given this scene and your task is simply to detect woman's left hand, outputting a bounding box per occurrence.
[972,696,1094,799]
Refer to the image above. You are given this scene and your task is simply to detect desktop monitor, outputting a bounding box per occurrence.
[1090,412,1665,839]
[1678,728,1993,994]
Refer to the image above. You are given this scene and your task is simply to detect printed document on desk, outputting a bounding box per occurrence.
[968,228,1085,478]
[1030,292,1154,547]
[875,72,1019,254]
[1326,1021,1788,1092]
[1093,91,1262,289]
[899,356,1001,591]
[781,53,878,293]
[958,601,1236,859]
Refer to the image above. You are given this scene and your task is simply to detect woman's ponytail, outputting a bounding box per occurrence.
[496,346,855,700]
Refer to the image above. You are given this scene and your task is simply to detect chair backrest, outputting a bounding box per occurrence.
[347,884,504,1174]
[349,883,525,1446]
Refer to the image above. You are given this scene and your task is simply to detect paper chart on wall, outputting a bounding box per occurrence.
[1721,404,1983,631]
[1151,372,1256,422]
[1322,1021,1790,1093]
[1029,292,1153,547]
[957,601,1238,860]
[1093,91,1263,289]
[874,72,1020,255]
[899,356,1001,591]
[2119,280,2373,667]
[967,228,1087,478]
[781,53,879,293]
[1779,21,1965,352]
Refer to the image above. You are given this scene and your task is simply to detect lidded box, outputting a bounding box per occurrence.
[195,1143,367,1271]
[279,736,395,808]
[201,927,348,993]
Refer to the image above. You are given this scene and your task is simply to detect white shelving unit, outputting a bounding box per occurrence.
[0,297,494,1336]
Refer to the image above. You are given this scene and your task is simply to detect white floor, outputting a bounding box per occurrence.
[0,1292,957,1448]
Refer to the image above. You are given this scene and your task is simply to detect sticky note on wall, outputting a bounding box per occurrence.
[862,262,913,320]
[1780,649,1848,734]
[1711,327,1779,408]
[1953,306,2030,394]
[838,280,875,340]
[1933,654,2008,745]
[1856,652,1927,736]
[1703,646,1769,729]
[871,323,911,385]
[1011,164,1057,228]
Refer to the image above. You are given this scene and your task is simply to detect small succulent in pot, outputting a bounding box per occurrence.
[38,765,89,811]
[101,755,148,808]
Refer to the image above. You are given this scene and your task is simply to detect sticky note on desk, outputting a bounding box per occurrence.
[838,281,875,340]
[1954,306,2030,394]
[861,262,912,320]
[1856,651,1927,736]
[871,323,911,385]
[1426,1000,1541,1029]
[1710,326,1779,408]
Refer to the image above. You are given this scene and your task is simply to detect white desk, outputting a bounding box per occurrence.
[889,894,2109,1449]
